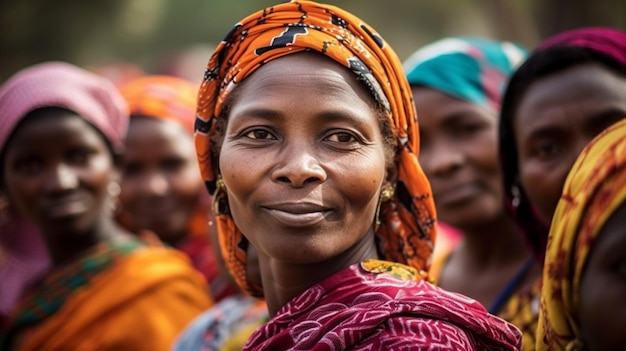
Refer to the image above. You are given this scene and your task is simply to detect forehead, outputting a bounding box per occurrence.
[232,53,374,105]
[514,64,626,135]
[6,109,107,152]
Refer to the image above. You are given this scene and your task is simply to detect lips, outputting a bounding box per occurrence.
[41,196,89,219]
[433,182,482,207]
[263,202,332,228]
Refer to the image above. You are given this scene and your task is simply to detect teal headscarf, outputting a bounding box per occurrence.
[403,37,526,113]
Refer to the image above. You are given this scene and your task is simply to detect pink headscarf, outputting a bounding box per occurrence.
[0,61,129,316]
[538,27,626,66]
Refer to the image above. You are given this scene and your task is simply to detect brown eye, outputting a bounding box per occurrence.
[245,129,275,140]
[326,132,356,143]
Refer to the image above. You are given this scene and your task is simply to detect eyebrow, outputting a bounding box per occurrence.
[232,107,375,129]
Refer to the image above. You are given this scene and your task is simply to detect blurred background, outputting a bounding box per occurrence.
[1,0,624,83]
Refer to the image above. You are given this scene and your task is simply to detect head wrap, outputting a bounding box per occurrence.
[0,61,129,315]
[498,27,626,260]
[120,75,198,134]
[536,118,626,350]
[403,37,526,113]
[194,0,436,295]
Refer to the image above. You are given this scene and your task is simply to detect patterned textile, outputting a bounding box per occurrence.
[242,260,521,350]
[194,0,436,296]
[0,240,212,351]
[120,75,198,134]
[429,246,540,351]
[1,238,142,336]
[173,294,269,351]
[536,118,626,350]
[498,278,542,351]
[403,37,526,113]
[0,61,129,317]
[498,27,626,260]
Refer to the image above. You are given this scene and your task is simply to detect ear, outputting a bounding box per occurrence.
[384,163,399,189]
[111,145,125,170]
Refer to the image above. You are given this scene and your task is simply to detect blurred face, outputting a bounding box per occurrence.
[515,63,626,225]
[2,109,116,240]
[120,118,202,245]
[219,53,389,265]
[414,87,502,228]
[578,201,626,351]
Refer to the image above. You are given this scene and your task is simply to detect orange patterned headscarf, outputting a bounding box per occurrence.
[536,118,626,350]
[194,0,436,295]
[120,75,198,134]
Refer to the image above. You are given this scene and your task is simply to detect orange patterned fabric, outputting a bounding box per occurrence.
[120,75,198,134]
[194,0,436,295]
[536,118,626,350]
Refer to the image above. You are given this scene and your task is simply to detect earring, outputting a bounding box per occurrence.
[212,176,230,215]
[107,182,121,213]
[374,185,395,231]
[511,183,521,208]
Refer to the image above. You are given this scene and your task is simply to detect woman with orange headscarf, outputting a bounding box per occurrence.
[192,1,522,349]
[118,75,237,301]
[536,118,626,350]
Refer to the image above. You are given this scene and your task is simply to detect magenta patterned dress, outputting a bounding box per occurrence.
[243,260,521,350]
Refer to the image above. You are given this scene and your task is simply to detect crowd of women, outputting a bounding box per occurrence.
[0,1,624,350]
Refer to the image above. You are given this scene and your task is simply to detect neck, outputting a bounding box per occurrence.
[260,233,379,316]
[456,213,529,266]
[45,217,120,266]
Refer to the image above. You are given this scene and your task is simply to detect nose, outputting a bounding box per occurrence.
[271,143,327,187]
[421,141,464,177]
[45,164,79,193]
[141,172,169,196]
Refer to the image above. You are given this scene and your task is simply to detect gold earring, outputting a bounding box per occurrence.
[374,185,395,231]
[380,185,394,203]
[212,176,230,215]
[107,182,122,213]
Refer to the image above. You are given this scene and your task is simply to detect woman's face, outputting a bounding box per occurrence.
[2,109,116,239]
[120,118,202,244]
[579,201,626,351]
[414,87,502,228]
[219,53,389,265]
[514,63,626,225]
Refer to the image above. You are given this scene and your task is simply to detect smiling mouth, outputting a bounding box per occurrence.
[434,183,482,206]
[263,203,331,227]
[43,199,88,219]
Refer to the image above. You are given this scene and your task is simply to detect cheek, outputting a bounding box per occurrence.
[170,167,204,202]
[578,271,626,349]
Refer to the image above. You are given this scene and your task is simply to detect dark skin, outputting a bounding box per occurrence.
[414,87,539,311]
[2,109,127,266]
[120,117,203,246]
[218,53,395,316]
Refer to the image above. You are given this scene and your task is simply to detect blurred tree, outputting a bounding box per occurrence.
[0,0,623,82]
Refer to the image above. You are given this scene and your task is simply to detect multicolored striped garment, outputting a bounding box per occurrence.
[193,1,522,349]
[536,118,626,350]
[0,237,212,351]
